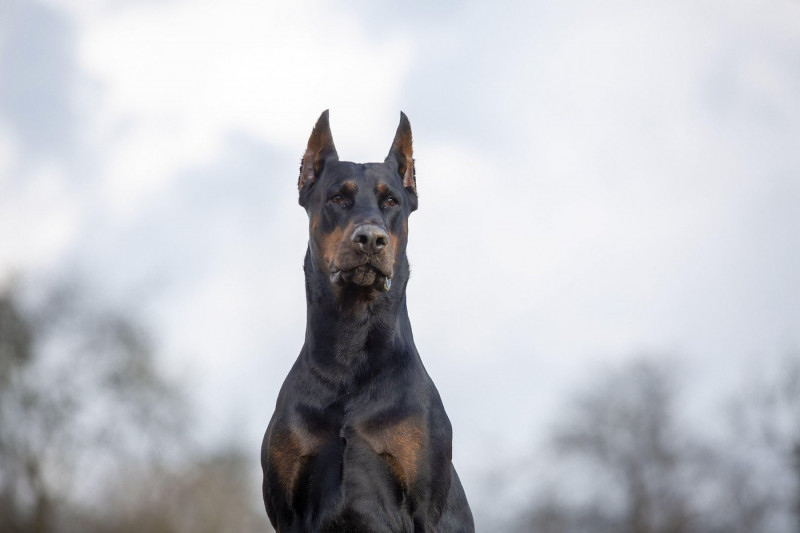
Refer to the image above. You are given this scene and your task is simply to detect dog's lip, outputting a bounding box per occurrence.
[329,263,392,291]
[330,260,392,280]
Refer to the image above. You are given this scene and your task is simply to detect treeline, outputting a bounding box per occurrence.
[2,280,798,533]
[511,356,800,533]
[0,281,270,533]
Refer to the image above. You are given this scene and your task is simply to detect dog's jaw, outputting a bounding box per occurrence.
[329,266,392,292]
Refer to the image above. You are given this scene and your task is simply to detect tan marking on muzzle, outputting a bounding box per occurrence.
[316,225,348,270]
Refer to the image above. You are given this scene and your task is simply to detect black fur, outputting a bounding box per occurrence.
[262,111,474,532]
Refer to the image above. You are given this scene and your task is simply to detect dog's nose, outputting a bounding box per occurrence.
[351,224,389,255]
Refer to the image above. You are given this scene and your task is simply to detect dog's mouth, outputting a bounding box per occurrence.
[330,264,392,292]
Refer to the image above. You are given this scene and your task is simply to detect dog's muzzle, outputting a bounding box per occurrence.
[329,224,393,291]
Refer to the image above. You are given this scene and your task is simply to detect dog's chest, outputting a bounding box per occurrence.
[269,406,427,496]
[339,414,426,489]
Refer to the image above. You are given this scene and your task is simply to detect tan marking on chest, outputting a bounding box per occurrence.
[269,427,322,492]
[360,418,426,488]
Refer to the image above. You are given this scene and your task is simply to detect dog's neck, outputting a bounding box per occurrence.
[301,248,415,380]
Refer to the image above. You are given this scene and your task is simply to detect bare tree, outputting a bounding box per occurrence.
[0,279,273,532]
[95,448,270,533]
[721,353,800,533]
[553,359,700,533]
[0,280,186,532]
[518,355,800,533]
[518,358,717,533]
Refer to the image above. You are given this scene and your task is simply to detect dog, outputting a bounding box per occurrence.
[261,111,474,532]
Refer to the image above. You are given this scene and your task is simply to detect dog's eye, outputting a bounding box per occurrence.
[383,196,399,208]
[330,194,344,205]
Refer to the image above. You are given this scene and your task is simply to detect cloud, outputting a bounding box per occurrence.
[3,0,800,524]
[401,0,800,365]
[0,0,79,162]
[0,1,84,276]
[71,0,415,218]
[0,160,82,278]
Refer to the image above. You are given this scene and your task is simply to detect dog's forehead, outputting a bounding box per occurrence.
[324,161,399,189]
[362,162,397,184]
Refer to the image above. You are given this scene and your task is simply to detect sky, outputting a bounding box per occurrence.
[2,0,800,526]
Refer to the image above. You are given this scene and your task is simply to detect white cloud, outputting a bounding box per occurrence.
[395,6,800,502]
[0,161,81,277]
[5,0,800,523]
[0,124,14,176]
[74,0,414,218]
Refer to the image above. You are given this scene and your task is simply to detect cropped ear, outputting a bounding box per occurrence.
[386,111,417,198]
[299,110,338,202]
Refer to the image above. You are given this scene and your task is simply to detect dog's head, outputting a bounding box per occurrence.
[298,111,418,294]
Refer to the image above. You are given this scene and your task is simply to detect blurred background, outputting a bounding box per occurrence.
[1,0,800,531]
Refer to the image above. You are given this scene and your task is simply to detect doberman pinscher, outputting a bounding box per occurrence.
[261,111,474,532]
